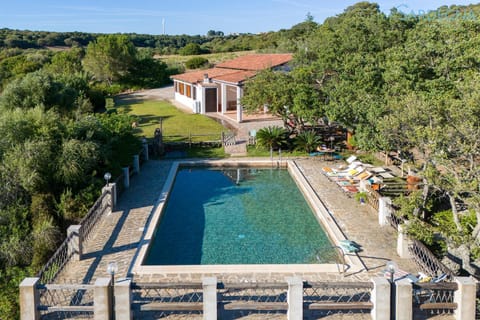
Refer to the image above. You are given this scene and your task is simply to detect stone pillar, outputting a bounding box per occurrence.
[371,277,390,320]
[67,225,82,261]
[454,277,476,320]
[378,197,392,226]
[109,183,117,208]
[143,143,149,161]
[236,87,243,123]
[133,155,140,174]
[202,277,217,320]
[286,276,303,320]
[221,83,227,114]
[19,277,40,320]
[395,278,412,320]
[94,278,112,320]
[122,167,130,189]
[201,87,206,114]
[102,183,116,212]
[115,279,132,320]
[397,224,412,258]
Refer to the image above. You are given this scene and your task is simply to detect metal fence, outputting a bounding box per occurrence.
[365,184,380,210]
[364,185,454,281]
[37,283,94,319]
[221,131,236,146]
[161,132,228,147]
[413,281,458,316]
[36,189,111,284]
[408,239,455,279]
[78,190,111,242]
[131,282,204,318]
[36,233,75,284]
[129,281,375,318]
[303,281,373,317]
[218,282,288,318]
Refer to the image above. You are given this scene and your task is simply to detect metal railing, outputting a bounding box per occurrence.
[364,184,380,210]
[78,190,111,242]
[364,184,454,280]
[413,281,457,316]
[162,132,226,147]
[218,282,288,317]
[113,173,125,197]
[303,281,374,316]
[131,282,204,318]
[130,281,375,318]
[36,234,75,284]
[37,283,94,319]
[222,131,236,146]
[408,239,455,279]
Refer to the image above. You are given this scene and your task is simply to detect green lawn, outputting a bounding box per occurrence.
[112,98,227,142]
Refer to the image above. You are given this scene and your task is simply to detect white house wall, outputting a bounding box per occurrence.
[174,92,195,112]
[173,80,203,114]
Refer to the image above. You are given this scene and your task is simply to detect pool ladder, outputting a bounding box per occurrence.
[332,246,347,275]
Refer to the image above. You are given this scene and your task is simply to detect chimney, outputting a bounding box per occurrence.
[203,73,210,83]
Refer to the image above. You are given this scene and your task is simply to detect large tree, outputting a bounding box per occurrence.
[82,34,136,84]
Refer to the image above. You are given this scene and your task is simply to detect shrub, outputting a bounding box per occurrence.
[179,43,202,56]
[185,57,209,69]
[294,130,322,153]
[256,126,288,152]
[87,89,106,111]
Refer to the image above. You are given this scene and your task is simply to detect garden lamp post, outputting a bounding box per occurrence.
[386,260,398,320]
[386,260,397,283]
[107,261,118,320]
[104,172,111,187]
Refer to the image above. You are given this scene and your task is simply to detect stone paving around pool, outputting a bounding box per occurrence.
[56,157,418,285]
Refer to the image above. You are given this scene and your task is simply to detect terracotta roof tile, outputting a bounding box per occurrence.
[214,70,257,84]
[171,53,293,84]
[216,53,293,71]
[171,68,237,84]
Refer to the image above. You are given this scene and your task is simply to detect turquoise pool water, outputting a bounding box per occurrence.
[145,167,336,265]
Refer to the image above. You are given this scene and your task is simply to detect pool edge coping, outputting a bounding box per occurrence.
[130,159,365,277]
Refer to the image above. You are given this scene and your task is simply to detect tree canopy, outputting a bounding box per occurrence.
[241,2,480,275]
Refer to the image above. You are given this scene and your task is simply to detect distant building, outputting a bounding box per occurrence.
[170,53,293,123]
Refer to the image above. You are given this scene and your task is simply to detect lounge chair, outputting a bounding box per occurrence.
[326,162,363,177]
[345,155,357,164]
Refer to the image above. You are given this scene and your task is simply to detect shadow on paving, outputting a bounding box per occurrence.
[79,160,174,284]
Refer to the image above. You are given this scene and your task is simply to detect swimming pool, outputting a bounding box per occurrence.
[144,167,337,265]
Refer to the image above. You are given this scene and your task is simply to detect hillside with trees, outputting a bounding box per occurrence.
[2,2,480,317]
[0,33,173,318]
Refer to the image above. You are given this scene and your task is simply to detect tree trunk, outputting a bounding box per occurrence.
[472,210,480,241]
[413,180,429,218]
[447,192,463,233]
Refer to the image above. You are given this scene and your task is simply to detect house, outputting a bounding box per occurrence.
[171,53,293,123]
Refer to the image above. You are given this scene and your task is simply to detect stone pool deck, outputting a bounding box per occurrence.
[56,157,418,285]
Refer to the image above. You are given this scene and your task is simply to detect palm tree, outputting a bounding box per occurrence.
[256,126,288,158]
[294,130,322,154]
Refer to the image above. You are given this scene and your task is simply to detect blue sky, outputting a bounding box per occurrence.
[0,0,477,35]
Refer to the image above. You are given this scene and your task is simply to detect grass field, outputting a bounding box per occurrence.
[156,51,254,70]
[113,98,227,142]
